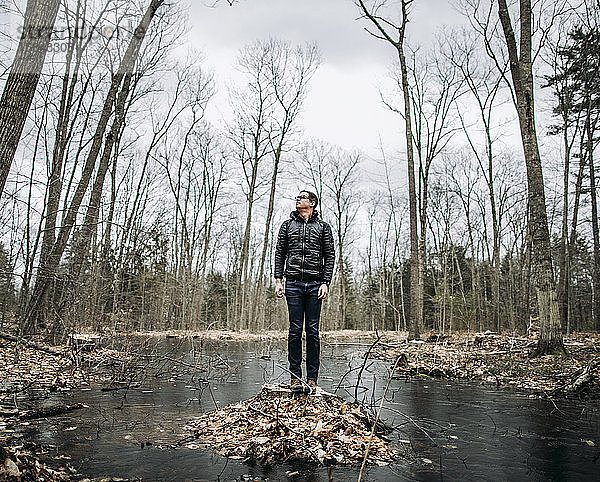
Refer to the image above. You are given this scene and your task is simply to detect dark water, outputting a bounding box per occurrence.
[16,338,600,481]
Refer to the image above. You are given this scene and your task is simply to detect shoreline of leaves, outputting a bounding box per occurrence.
[375,332,600,398]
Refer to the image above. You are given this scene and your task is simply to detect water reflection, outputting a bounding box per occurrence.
[16,338,600,481]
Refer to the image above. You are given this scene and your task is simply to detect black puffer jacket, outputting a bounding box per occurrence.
[274,210,335,285]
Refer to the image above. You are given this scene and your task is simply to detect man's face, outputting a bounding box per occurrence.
[296,192,311,209]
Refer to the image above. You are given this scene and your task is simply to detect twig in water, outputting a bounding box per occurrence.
[542,390,566,416]
[207,381,219,409]
[334,363,361,393]
[354,331,382,402]
[217,454,229,481]
[357,353,401,482]
[384,406,437,444]
[487,413,497,433]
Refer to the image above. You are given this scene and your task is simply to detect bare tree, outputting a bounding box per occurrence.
[458,0,567,350]
[295,139,331,204]
[372,147,407,331]
[444,28,506,331]
[543,26,583,333]
[37,1,116,316]
[156,70,217,328]
[228,41,274,329]
[447,149,484,331]
[253,40,320,328]
[111,63,202,330]
[229,39,319,330]
[401,44,465,333]
[356,0,420,339]
[324,148,361,329]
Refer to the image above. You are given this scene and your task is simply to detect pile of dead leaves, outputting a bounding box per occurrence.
[376,331,600,397]
[184,384,396,466]
[0,441,76,481]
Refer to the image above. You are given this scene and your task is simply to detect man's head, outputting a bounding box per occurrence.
[296,190,318,210]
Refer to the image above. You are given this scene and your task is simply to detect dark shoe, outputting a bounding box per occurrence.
[291,378,303,393]
[307,379,317,394]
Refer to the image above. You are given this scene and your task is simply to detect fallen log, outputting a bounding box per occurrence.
[0,332,64,357]
[556,360,600,395]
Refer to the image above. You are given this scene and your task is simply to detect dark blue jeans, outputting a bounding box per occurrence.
[285,280,322,381]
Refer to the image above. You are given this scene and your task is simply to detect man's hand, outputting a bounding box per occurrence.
[275,279,285,298]
[318,283,328,300]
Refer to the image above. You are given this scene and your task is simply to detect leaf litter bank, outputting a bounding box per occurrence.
[184,384,397,467]
[376,331,600,398]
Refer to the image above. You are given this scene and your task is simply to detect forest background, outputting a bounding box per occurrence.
[0,0,598,344]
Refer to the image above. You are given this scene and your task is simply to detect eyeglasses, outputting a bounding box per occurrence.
[295,195,310,201]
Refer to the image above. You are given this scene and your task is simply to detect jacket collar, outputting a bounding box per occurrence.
[291,209,319,222]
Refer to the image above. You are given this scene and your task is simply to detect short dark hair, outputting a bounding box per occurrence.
[300,190,318,208]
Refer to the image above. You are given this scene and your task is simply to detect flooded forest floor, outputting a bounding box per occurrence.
[1,329,599,396]
[0,329,599,479]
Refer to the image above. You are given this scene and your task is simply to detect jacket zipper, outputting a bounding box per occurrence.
[301,219,307,281]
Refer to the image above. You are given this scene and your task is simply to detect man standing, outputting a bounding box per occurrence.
[274,190,335,394]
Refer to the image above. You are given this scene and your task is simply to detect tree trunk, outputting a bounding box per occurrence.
[69,73,133,283]
[99,142,119,319]
[396,2,420,340]
[557,112,571,333]
[497,0,564,355]
[566,136,588,327]
[355,0,420,339]
[0,0,61,198]
[555,66,579,333]
[254,144,281,330]
[338,226,346,328]
[587,104,600,331]
[239,156,259,329]
[522,218,533,333]
[488,151,501,332]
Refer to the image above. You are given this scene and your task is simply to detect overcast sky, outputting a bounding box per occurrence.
[185,0,467,159]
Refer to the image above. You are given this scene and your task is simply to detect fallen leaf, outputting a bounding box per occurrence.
[313,420,324,437]
[3,458,21,477]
